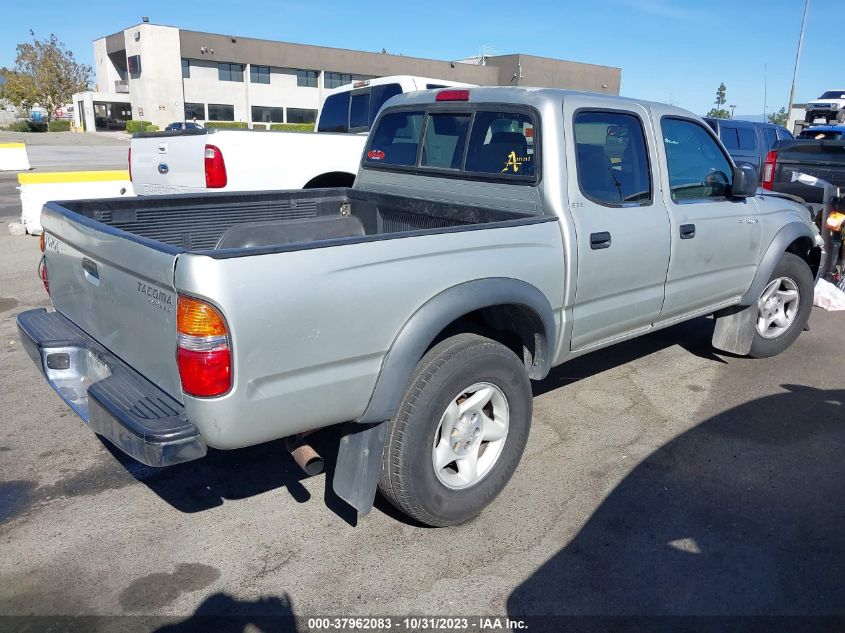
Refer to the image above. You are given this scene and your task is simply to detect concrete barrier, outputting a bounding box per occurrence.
[18,170,135,235]
[0,142,31,171]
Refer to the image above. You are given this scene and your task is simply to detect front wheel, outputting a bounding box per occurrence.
[748,253,813,358]
[378,333,532,527]
[837,109,845,124]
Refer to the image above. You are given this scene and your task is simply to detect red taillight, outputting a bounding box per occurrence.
[38,255,49,294]
[128,147,132,182]
[762,150,777,190]
[177,347,231,397]
[176,295,231,397]
[436,89,470,102]
[204,144,227,188]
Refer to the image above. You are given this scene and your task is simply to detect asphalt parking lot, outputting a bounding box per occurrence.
[1,141,844,630]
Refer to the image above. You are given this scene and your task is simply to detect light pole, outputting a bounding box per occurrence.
[787,0,810,130]
[730,105,736,119]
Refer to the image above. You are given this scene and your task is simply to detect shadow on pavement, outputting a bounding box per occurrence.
[508,384,845,619]
[532,316,723,397]
[101,424,358,525]
[153,592,299,632]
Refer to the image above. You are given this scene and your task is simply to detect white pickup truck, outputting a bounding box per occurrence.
[129,75,467,195]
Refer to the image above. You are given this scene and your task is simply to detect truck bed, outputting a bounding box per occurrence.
[51,188,546,255]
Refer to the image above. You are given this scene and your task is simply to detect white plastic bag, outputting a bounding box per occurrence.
[813,278,845,311]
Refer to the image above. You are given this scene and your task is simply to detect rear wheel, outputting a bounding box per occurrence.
[378,333,532,527]
[748,253,813,358]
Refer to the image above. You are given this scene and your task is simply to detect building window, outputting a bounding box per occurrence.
[287,108,317,124]
[184,102,205,120]
[325,72,352,89]
[208,104,235,121]
[250,65,270,84]
[127,55,142,75]
[181,58,190,79]
[251,105,284,123]
[218,63,244,82]
[296,70,318,88]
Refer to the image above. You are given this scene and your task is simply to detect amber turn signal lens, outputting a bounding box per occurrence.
[39,232,45,253]
[177,296,228,337]
[826,211,845,232]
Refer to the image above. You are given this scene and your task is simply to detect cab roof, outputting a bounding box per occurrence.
[384,85,699,120]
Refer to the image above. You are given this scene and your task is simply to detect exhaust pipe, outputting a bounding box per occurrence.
[286,434,324,476]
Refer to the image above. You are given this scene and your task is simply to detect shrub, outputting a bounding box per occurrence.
[48,119,71,132]
[204,121,248,130]
[270,123,314,132]
[4,120,47,132]
[125,120,158,133]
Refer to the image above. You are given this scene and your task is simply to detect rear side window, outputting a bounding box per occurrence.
[364,110,424,166]
[737,127,757,150]
[350,92,370,129]
[573,111,651,205]
[369,83,402,125]
[777,128,793,141]
[421,114,470,169]
[465,111,535,176]
[317,92,350,133]
[721,126,740,150]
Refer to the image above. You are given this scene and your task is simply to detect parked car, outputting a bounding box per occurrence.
[164,121,204,131]
[804,89,845,125]
[129,75,469,196]
[20,87,822,527]
[797,125,845,141]
[762,135,845,208]
[704,117,793,181]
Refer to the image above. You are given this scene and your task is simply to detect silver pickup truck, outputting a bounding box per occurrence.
[18,87,823,527]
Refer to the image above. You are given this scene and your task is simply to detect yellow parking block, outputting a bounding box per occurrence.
[0,142,27,149]
[17,170,130,185]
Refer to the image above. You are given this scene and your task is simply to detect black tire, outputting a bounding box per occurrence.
[378,333,532,527]
[748,252,813,358]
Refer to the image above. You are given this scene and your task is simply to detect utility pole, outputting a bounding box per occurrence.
[787,0,810,130]
[763,63,767,122]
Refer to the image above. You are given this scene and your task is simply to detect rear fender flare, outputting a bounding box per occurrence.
[356,278,555,424]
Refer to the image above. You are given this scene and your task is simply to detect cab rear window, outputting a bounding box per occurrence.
[364,108,537,181]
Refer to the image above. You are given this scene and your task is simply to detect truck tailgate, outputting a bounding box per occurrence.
[41,204,183,400]
[772,140,845,203]
[131,131,208,195]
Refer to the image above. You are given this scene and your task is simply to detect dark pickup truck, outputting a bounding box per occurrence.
[763,139,845,208]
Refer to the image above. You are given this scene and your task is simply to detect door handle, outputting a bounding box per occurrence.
[590,231,612,250]
[680,224,696,239]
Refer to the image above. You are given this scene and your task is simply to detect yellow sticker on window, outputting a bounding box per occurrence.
[502,151,531,173]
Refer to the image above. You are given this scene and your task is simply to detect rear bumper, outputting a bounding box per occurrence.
[17,308,206,467]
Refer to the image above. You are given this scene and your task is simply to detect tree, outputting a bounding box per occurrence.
[706,82,730,119]
[768,107,788,127]
[0,31,91,120]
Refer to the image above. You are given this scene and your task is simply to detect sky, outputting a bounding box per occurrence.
[0,0,840,118]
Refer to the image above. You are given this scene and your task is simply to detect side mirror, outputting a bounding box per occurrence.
[731,163,758,198]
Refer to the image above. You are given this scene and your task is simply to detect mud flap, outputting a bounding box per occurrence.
[712,304,757,355]
[332,421,388,515]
